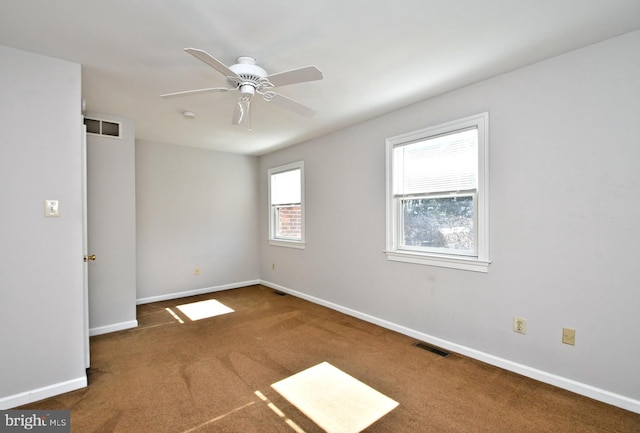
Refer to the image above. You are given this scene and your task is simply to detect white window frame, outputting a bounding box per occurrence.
[385,113,490,272]
[268,161,305,249]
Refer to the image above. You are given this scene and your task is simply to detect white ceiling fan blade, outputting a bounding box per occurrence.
[160,87,233,98]
[266,66,323,87]
[232,98,250,125]
[266,92,316,117]
[184,48,239,78]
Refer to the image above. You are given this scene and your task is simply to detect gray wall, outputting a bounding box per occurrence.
[136,140,260,302]
[0,45,86,407]
[259,30,640,408]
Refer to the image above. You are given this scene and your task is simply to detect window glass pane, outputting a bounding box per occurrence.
[275,205,302,240]
[84,118,100,134]
[271,169,301,205]
[401,196,474,252]
[101,121,120,137]
[394,128,477,196]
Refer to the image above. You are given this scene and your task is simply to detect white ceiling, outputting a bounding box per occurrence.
[2,1,639,155]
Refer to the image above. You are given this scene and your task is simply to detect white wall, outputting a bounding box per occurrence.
[0,46,86,407]
[85,112,137,334]
[259,30,640,411]
[2,30,637,411]
[136,140,260,302]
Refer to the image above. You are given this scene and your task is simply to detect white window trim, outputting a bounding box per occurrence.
[268,161,306,249]
[385,113,490,272]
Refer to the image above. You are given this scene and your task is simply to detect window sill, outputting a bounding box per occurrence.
[270,239,306,249]
[384,250,490,272]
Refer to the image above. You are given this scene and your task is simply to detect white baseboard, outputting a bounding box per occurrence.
[89,320,138,337]
[259,279,640,415]
[136,280,260,305]
[0,376,87,410]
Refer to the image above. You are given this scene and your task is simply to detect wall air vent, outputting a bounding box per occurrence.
[414,342,450,357]
[84,117,121,138]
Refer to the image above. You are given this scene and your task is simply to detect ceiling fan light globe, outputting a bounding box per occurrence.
[239,84,255,97]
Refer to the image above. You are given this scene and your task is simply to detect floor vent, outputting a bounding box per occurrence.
[273,291,287,296]
[414,342,450,357]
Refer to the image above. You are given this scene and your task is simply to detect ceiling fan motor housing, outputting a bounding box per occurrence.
[229,57,269,97]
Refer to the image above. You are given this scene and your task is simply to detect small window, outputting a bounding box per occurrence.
[101,121,120,137]
[269,161,305,248]
[84,118,100,134]
[386,113,490,272]
[83,117,122,138]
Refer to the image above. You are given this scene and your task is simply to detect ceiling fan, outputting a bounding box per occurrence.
[161,48,323,125]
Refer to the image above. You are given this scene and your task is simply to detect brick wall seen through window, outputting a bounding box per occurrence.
[276,206,302,239]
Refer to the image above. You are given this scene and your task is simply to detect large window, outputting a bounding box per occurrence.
[269,161,305,248]
[385,113,489,272]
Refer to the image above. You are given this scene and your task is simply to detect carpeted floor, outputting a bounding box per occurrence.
[20,285,640,432]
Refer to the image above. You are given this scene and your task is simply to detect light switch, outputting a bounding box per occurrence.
[44,200,60,217]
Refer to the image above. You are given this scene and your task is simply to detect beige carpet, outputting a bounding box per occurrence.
[20,285,640,432]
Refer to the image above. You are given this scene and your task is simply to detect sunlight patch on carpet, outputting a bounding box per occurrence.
[176,299,234,321]
[271,362,398,433]
[255,390,307,433]
[165,307,185,324]
[179,401,255,433]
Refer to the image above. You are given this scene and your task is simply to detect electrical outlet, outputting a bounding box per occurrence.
[513,316,527,334]
[562,328,576,345]
[194,267,200,276]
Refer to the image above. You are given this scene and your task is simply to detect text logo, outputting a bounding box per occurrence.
[1,411,70,432]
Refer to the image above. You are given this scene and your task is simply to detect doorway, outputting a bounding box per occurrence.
[82,113,138,355]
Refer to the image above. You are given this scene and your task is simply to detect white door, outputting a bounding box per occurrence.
[84,114,137,335]
[81,114,137,367]
[81,123,91,368]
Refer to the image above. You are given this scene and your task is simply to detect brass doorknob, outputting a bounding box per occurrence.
[83,254,96,262]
